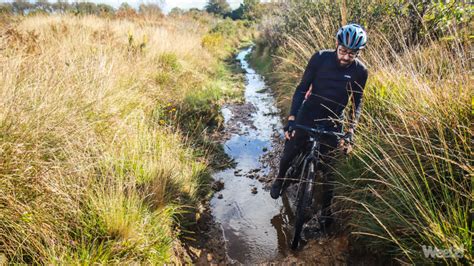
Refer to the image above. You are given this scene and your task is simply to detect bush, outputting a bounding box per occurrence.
[202,32,224,51]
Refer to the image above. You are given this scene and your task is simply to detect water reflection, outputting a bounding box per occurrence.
[210,45,294,264]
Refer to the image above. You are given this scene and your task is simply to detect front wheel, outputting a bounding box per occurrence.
[291,159,316,250]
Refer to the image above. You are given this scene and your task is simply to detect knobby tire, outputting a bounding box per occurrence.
[291,159,316,250]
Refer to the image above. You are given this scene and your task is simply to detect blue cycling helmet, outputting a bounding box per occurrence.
[336,24,367,50]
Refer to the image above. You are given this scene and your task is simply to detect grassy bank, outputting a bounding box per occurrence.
[0,13,249,264]
[247,40,272,76]
[251,2,472,264]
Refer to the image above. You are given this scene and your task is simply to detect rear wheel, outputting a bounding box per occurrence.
[291,160,316,249]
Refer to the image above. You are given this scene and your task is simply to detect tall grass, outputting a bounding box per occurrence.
[256,3,472,264]
[0,13,243,263]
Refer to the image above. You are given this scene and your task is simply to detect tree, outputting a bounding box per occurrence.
[116,2,137,17]
[169,7,184,16]
[35,0,53,13]
[205,0,231,16]
[139,3,163,17]
[230,4,244,20]
[12,0,33,15]
[52,0,72,14]
[96,3,114,15]
[73,2,98,15]
[230,0,262,21]
[0,3,13,14]
[118,2,133,12]
[242,0,262,20]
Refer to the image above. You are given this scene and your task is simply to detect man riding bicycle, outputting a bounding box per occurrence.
[270,24,368,228]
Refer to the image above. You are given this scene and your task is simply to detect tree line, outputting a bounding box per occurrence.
[0,0,164,17]
[204,0,263,20]
[0,0,266,21]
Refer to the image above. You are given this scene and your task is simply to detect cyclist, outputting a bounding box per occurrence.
[270,24,368,227]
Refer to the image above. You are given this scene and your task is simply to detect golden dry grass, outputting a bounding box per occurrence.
[0,13,241,263]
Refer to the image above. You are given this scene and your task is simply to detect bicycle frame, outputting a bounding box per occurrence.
[287,124,345,249]
[288,124,344,184]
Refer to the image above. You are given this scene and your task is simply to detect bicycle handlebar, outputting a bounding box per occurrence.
[294,124,345,138]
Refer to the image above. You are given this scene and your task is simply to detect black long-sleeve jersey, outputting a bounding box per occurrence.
[290,49,368,130]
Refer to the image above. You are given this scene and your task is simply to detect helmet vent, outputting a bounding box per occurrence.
[345,31,350,47]
[354,36,362,49]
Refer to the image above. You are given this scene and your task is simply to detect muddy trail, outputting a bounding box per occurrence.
[180,47,378,265]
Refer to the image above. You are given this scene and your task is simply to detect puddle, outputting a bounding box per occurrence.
[210,46,292,264]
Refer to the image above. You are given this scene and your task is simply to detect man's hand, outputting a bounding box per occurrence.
[285,129,296,140]
[284,116,296,140]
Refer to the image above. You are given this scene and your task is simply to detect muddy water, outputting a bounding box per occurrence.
[210,46,297,264]
[207,46,379,266]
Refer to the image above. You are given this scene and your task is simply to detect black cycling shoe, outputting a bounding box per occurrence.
[270,179,284,199]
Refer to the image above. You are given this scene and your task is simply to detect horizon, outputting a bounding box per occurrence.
[1,0,248,13]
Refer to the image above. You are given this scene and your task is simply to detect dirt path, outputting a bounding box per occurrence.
[177,46,379,265]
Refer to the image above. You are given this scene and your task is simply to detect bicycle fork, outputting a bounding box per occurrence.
[291,138,322,249]
[296,138,321,207]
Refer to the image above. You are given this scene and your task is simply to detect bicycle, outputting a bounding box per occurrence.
[278,124,346,250]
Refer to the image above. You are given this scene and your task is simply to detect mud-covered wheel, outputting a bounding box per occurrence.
[291,160,316,250]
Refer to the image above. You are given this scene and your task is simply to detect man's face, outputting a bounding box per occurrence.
[336,45,359,67]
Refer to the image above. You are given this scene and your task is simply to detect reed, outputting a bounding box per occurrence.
[0,13,243,263]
